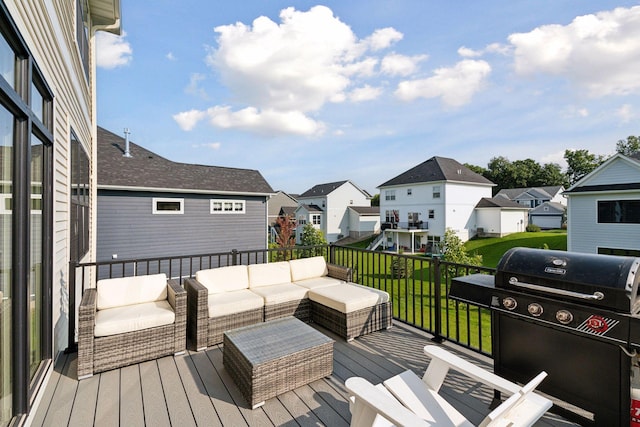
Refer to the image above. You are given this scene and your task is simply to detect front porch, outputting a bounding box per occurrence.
[30,322,579,426]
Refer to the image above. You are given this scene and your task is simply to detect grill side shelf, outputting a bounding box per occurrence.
[449,274,495,308]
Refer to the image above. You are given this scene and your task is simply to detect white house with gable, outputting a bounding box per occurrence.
[295,180,373,243]
[377,156,495,252]
[564,152,640,256]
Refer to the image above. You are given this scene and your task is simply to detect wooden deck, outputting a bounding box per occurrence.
[30,322,580,426]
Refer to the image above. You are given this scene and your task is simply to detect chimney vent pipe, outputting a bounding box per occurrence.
[123,128,132,158]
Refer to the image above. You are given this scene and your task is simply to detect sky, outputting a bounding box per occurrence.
[96,1,640,195]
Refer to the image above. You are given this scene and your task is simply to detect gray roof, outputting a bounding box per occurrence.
[349,206,380,215]
[299,180,371,198]
[475,197,528,209]
[378,156,494,188]
[530,201,566,214]
[97,127,274,195]
[299,204,323,213]
[496,186,563,200]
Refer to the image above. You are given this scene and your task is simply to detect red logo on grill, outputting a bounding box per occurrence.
[585,315,608,333]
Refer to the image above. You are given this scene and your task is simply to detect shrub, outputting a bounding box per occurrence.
[526,224,541,232]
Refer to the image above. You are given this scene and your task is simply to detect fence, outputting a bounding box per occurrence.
[68,244,494,356]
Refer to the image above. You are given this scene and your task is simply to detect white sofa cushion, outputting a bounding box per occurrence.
[94,300,175,337]
[289,256,328,282]
[96,273,167,310]
[207,289,264,317]
[348,283,390,303]
[247,261,292,288]
[294,276,344,289]
[196,265,249,294]
[249,283,308,305]
[308,284,388,313]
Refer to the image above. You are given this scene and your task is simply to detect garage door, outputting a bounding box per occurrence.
[531,215,561,229]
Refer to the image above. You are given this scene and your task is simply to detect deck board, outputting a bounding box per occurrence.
[30,322,581,426]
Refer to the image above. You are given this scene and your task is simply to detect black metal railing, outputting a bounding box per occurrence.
[68,244,494,356]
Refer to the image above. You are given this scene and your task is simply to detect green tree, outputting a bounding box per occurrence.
[299,223,327,257]
[370,194,380,206]
[536,163,569,187]
[617,135,640,156]
[564,149,605,185]
[464,163,488,177]
[441,228,482,267]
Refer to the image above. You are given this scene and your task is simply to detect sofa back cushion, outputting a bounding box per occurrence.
[97,273,167,310]
[248,261,292,288]
[196,265,249,294]
[289,256,328,282]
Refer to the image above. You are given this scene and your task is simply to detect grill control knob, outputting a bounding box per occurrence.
[556,310,573,325]
[528,303,543,317]
[502,297,517,310]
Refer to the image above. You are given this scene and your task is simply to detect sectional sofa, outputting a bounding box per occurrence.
[185,256,392,350]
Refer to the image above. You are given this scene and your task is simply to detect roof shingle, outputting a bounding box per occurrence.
[97,127,274,195]
[378,156,493,187]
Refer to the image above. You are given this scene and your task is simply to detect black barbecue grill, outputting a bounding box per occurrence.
[450,247,640,426]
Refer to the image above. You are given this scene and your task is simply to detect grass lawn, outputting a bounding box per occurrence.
[464,230,567,268]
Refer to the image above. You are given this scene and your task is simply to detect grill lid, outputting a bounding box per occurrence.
[495,247,640,312]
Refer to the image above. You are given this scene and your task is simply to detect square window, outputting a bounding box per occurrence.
[428,210,435,219]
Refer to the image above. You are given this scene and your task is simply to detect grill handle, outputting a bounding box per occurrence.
[508,277,605,301]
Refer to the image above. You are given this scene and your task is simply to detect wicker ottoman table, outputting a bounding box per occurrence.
[223,316,334,409]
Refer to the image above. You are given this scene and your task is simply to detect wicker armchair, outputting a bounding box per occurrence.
[77,274,186,379]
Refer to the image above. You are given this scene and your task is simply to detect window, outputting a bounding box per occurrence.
[433,186,441,199]
[153,198,184,214]
[312,214,321,225]
[0,6,54,421]
[385,190,396,201]
[75,0,89,78]
[598,200,640,224]
[598,247,640,257]
[428,210,435,219]
[407,188,412,196]
[210,199,245,214]
[298,217,307,225]
[70,131,89,261]
[385,210,399,223]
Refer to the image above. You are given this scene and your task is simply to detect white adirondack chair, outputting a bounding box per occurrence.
[346,345,553,427]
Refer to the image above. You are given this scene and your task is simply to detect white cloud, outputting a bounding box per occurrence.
[166,52,176,61]
[348,85,382,102]
[206,106,326,136]
[395,60,491,107]
[205,142,221,150]
[616,103,634,122]
[174,5,411,136]
[363,27,403,51]
[459,43,511,58]
[185,73,208,99]
[508,6,640,96]
[96,31,132,69]
[173,109,206,131]
[381,53,427,76]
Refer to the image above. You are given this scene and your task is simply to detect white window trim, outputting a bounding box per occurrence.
[152,197,184,214]
[210,199,246,214]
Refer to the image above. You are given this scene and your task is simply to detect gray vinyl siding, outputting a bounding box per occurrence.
[97,191,267,261]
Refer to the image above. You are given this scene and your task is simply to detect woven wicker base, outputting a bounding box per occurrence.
[264,298,310,322]
[207,308,264,347]
[223,317,334,408]
[310,301,393,341]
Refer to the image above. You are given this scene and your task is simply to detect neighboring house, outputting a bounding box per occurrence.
[495,185,566,208]
[96,127,274,261]
[529,201,566,230]
[348,206,381,239]
[377,156,495,252]
[268,190,298,226]
[0,1,120,423]
[564,152,640,256]
[475,197,529,237]
[295,180,372,243]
